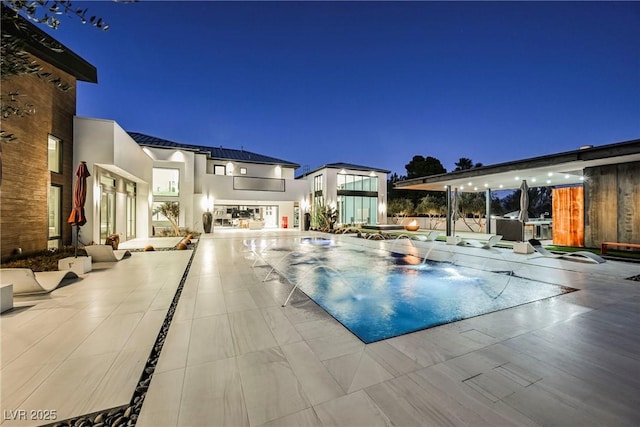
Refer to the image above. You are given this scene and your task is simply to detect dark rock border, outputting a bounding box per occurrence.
[47,242,198,427]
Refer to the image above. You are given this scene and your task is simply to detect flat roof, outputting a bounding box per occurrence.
[395,139,640,192]
[298,162,390,178]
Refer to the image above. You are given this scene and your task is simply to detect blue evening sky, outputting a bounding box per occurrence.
[42,1,639,176]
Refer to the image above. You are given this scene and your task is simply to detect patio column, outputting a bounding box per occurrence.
[485,188,492,234]
[446,185,452,236]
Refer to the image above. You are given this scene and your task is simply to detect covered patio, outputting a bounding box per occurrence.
[394,139,640,247]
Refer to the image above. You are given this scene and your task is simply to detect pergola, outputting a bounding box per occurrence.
[394,139,640,237]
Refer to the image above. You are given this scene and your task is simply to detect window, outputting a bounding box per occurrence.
[336,173,378,192]
[48,185,61,248]
[214,165,226,176]
[338,195,377,225]
[48,135,61,173]
[126,182,136,239]
[153,168,179,196]
[314,174,323,193]
[100,175,116,187]
[240,167,247,175]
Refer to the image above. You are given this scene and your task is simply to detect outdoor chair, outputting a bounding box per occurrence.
[528,239,606,264]
[412,230,441,242]
[459,235,503,249]
[84,245,132,262]
[1,268,79,295]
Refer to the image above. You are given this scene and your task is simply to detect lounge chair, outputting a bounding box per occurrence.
[84,245,132,262]
[1,268,79,295]
[459,235,503,249]
[412,231,441,242]
[528,239,606,264]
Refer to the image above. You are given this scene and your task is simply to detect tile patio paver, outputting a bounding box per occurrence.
[2,229,640,426]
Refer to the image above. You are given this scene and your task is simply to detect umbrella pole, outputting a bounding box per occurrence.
[75,225,79,258]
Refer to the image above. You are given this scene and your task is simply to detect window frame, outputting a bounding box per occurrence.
[48,134,62,174]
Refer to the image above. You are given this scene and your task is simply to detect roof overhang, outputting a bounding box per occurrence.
[2,5,98,83]
[395,139,640,192]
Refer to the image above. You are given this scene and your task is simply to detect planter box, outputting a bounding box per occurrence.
[58,256,92,274]
[1,284,13,313]
[513,242,535,254]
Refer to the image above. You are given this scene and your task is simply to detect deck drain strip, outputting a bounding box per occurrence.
[48,242,199,427]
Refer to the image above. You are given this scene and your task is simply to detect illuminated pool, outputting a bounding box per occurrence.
[256,237,576,343]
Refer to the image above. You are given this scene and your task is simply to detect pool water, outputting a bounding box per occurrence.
[259,238,576,343]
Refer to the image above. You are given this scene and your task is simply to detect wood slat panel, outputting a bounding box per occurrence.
[616,162,640,245]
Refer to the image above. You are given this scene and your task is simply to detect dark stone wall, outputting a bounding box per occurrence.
[584,161,640,248]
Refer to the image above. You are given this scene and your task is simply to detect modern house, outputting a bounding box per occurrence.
[0,11,97,259]
[128,131,308,232]
[395,139,640,248]
[73,117,153,246]
[73,118,390,246]
[298,163,390,228]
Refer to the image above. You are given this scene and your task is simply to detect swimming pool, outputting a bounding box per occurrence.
[253,237,576,343]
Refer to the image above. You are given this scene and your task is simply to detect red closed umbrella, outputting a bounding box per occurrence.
[68,161,91,257]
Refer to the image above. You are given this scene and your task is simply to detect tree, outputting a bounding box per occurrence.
[1,1,111,135]
[415,194,446,229]
[387,198,415,223]
[153,201,180,236]
[311,199,338,230]
[527,186,552,218]
[500,186,551,218]
[405,155,446,179]
[458,192,487,231]
[454,157,484,171]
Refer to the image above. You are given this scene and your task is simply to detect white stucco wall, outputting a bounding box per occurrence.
[303,166,388,225]
[142,147,197,231]
[207,159,296,180]
[74,117,153,244]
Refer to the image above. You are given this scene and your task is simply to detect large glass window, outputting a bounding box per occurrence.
[314,174,323,193]
[153,168,179,196]
[363,175,378,191]
[335,173,379,225]
[126,182,136,240]
[48,185,61,248]
[48,135,61,173]
[337,173,378,191]
[339,195,377,225]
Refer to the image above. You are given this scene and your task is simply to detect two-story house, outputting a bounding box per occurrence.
[74,117,390,245]
[128,131,308,232]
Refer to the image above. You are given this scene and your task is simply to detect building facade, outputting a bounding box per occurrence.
[129,132,310,233]
[72,121,390,245]
[0,15,97,259]
[74,117,153,246]
[300,163,390,228]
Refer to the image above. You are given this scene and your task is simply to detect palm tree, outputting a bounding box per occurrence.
[153,201,180,236]
[454,158,484,171]
[454,158,473,171]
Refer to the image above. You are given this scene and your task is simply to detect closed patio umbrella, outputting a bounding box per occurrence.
[67,161,90,257]
[518,179,529,241]
[452,187,459,235]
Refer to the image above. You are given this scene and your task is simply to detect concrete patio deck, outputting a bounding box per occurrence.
[2,230,640,426]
